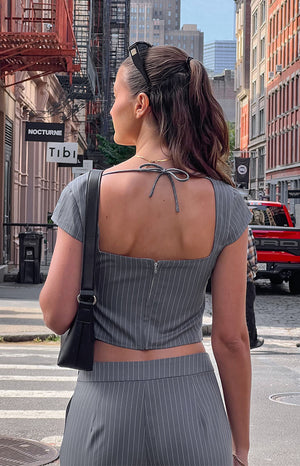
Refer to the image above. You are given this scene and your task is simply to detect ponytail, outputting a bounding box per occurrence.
[123,46,234,185]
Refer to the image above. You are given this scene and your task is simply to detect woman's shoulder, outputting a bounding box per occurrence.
[208,177,243,200]
[66,171,90,197]
[51,172,91,242]
[213,179,252,245]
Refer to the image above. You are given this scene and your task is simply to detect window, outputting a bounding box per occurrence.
[252,80,257,98]
[250,152,257,180]
[260,73,265,95]
[260,37,265,60]
[258,147,265,178]
[261,0,266,23]
[252,10,258,35]
[251,114,257,138]
[249,205,290,226]
[252,46,257,68]
[259,108,265,134]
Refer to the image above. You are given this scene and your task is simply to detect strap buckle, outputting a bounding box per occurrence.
[77,290,97,305]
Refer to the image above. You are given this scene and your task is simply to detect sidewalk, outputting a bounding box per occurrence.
[0,282,56,341]
[0,281,213,341]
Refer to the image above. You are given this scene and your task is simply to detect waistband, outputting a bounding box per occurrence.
[77,352,213,382]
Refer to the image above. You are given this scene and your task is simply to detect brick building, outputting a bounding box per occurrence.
[234,0,251,154]
[248,0,267,199]
[266,0,300,212]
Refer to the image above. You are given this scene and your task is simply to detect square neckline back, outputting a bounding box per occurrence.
[96,173,218,264]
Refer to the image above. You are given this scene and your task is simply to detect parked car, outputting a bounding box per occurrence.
[247,200,300,294]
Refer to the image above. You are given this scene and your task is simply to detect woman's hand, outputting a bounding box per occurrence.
[233,452,248,466]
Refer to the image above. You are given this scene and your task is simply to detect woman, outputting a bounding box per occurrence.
[40,43,251,466]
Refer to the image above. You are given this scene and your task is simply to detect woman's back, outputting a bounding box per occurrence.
[99,165,216,261]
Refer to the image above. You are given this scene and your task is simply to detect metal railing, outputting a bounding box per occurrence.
[3,223,57,266]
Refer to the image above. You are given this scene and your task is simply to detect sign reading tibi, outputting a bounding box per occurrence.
[46,142,78,164]
[25,122,64,142]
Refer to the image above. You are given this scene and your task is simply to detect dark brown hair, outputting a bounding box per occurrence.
[123,45,233,185]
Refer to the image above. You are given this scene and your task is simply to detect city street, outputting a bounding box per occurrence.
[0,280,299,465]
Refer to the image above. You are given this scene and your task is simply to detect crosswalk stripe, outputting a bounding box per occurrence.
[0,410,66,419]
[0,364,73,371]
[0,375,77,381]
[0,346,59,352]
[0,353,58,359]
[0,390,73,398]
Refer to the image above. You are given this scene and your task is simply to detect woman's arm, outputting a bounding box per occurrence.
[39,228,82,334]
[211,228,251,466]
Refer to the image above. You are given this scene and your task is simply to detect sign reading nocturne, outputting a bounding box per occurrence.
[25,122,65,142]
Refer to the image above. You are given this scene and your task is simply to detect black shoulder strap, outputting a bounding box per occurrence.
[79,170,103,299]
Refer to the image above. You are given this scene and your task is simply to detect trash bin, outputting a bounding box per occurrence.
[19,231,43,284]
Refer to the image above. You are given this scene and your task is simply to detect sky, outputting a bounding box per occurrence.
[180,0,236,44]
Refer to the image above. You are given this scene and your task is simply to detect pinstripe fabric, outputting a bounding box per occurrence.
[60,353,232,466]
[52,172,250,465]
[52,171,251,350]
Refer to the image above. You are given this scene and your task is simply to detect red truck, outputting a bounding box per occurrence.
[247,200,300,294]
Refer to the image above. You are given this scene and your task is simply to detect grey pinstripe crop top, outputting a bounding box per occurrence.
[52,167,251,350]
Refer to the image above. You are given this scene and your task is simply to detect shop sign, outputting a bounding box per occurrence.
[235,157,250,188]
[25,122,64,142]
[46,142,78,164]
[288,190,300,199]
[72,160,94,177]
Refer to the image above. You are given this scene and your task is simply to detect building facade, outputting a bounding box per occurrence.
[210,70,236,123]
[165,25,203,62]
[0,74,83,266]
[248,0,267,199]
[266,0,300,212]
[204,40,236,76]
[234,0,251,154]
[129,1,203,61]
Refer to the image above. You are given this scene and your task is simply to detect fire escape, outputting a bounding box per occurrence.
[56,0,99,100]
[87,0,130,149]
[0,0,131,167]
[0,0,80,84]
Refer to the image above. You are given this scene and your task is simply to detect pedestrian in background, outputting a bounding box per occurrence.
[247,227,264,349]
[40,43,252,466]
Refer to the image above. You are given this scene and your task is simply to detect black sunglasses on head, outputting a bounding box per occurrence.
[128,41,153,89]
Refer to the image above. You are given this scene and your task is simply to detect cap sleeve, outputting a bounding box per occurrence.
[51,172,89,242]
[225,189,252,246]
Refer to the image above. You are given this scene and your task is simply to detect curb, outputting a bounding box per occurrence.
[0,326,212,343]
[0,333,58,343]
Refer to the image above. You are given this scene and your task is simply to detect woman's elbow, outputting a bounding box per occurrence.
[42,313,69,335]
[39,292,72,335]
[212,328,250,355]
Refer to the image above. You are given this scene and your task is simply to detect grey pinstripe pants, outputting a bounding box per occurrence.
[60,353,232,466]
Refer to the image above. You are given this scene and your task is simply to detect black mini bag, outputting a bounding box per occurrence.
[57,169,103,371]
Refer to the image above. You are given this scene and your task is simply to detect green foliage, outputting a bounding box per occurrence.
[97,135,135,166]
[227,122,235,160]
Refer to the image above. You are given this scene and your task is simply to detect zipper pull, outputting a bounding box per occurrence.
[154,261,158,274]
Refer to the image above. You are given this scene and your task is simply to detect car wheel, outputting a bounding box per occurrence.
[270,276,283,285]
[289,273,300,294]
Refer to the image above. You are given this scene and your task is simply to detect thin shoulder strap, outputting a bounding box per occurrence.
[80,170,103,295]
